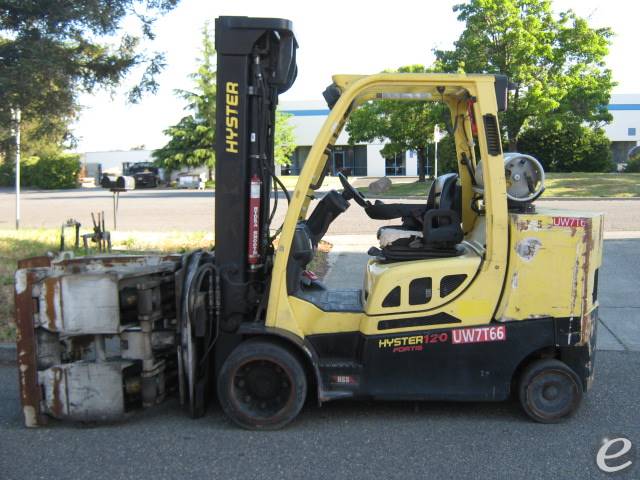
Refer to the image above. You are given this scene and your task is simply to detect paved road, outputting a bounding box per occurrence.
[1,188,639,233]
[0,239,638,479]
[1,352,638,480]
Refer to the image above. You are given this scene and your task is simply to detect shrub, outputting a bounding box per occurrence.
[626,155,640,173]
[0,153,80,189]
[517,124,613,172]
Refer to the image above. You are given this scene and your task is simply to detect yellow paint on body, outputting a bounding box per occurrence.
[262,72,602,343]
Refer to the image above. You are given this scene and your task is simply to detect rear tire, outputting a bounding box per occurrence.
[217,340,307,430]
[518,358,582,423]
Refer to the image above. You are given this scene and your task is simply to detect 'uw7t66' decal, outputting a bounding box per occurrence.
[451,325,506,344]
[553,216,586,228]
[377,326,506,353]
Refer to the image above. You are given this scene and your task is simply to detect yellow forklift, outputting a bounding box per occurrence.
[15,16,602,430]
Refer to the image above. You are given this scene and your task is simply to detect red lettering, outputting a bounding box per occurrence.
[553,217,586,228]
[392,345,423,353]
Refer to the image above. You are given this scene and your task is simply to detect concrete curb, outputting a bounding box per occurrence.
[604,231,640,239]
[0,342,16,364]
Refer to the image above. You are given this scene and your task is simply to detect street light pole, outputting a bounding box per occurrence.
[12,108,21,230]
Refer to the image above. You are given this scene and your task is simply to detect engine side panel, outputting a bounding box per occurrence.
[496,208,603,327]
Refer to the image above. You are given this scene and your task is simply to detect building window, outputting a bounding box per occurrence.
[385,153,406,176]
[629,127,637,136]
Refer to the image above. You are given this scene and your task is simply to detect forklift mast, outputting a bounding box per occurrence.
[214,17,297,332]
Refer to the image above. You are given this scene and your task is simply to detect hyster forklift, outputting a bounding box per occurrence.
[15,16,603,430]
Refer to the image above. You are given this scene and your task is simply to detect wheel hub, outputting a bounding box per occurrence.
[542,384,559,400]
[528,370,577,419]
[233,359,292,418]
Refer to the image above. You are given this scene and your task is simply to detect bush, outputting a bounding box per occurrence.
[518,124,613,172]
[626,157,640,172]
[625,147,640,172]
[0,153,80,189]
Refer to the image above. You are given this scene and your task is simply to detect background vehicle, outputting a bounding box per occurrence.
[124,162,160,188]
[14,16,602,429]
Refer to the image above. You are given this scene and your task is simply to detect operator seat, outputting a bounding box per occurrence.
[370,173,464,261]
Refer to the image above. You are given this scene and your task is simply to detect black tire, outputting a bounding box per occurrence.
[518,358,583,423]
[217,339,307,430]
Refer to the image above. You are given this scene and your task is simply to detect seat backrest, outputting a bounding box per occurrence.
[427,173,459,210]
[422,173,463,247]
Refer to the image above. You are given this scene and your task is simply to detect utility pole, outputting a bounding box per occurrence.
[12,108,21,229]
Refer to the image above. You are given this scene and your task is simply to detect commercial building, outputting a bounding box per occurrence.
[279,101,420,177]
[282,95,640,175]
[604,94,640,167]
[79,95,640,180]
[80,149,208,182]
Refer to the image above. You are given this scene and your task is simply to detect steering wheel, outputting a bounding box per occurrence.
[338,172,369,207]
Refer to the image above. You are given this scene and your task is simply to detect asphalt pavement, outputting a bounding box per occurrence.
[1,188,639,479]
[1,187,640,233]
[0,238,638,479]
[0,352,638,480]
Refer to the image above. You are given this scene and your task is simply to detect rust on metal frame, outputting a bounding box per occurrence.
[579,218,594,346]
[15,256,52,427]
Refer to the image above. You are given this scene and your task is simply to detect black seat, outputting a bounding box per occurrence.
[370,174,464,261]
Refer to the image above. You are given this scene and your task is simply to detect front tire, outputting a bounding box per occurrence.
[518,358,583,423]
[217,340,307,430]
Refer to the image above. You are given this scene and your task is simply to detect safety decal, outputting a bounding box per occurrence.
[552,216,586,228]
[451,325,506,344]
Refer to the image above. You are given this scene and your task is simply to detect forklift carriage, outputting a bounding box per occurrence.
[15,16,602,429]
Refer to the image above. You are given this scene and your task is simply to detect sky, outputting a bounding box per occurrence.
[71,0,639,153]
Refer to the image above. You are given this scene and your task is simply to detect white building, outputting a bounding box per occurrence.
[280,101,418,177]
[282,95,640,175]
[79,95,640,181]
[80,149,155,177]
[604,94,640,166]
[80,149,208,182]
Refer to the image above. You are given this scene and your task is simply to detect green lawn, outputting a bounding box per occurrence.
[543,173,640,198]
[361,173,640,198]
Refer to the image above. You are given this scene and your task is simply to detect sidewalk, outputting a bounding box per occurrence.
[322,233,640,353]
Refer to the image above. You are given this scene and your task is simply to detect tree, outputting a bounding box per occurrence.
[154,26,297,177]
[274,112,296,166]
[346,65,446,182]
[434,0,614,152]
[0,1,179,161]
[153,115,216,176]
[518,122,612,172]
[434,134,459,175]
[154,24,216,178]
